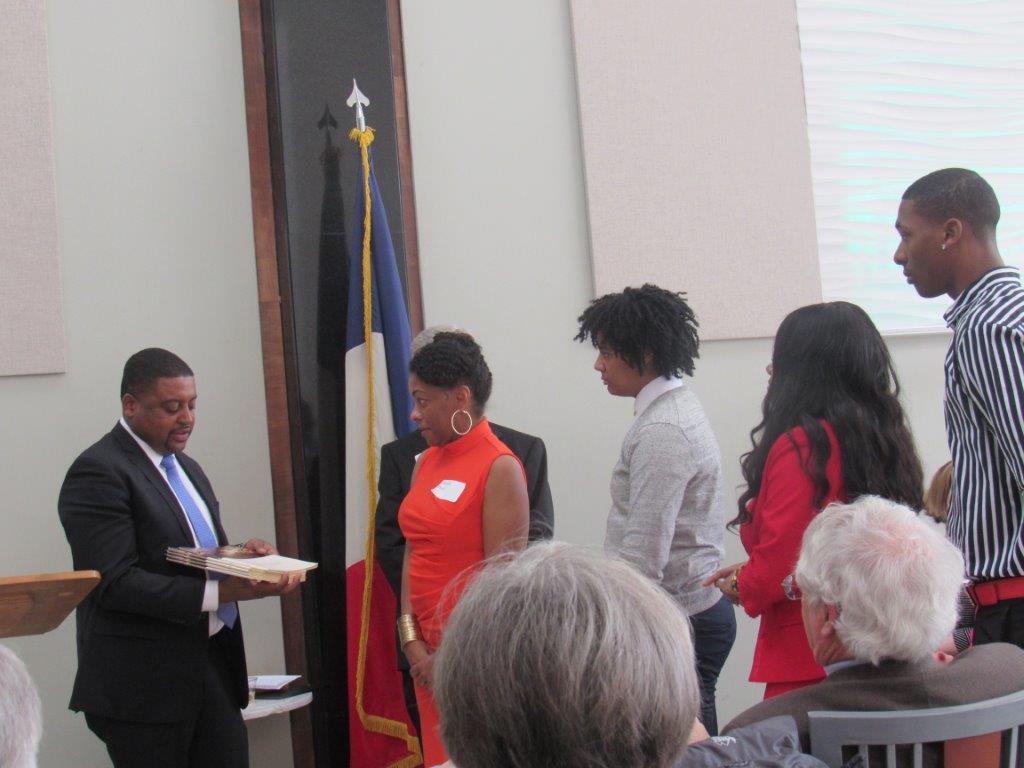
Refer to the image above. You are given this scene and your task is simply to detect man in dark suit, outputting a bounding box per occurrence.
[374,327,555,728]
[58,348,299,768]
[723,496,1024,757]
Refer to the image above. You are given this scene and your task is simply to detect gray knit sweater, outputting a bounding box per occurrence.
[605,383,725,616]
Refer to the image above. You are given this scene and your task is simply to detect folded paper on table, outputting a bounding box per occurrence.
[248,674,301,691]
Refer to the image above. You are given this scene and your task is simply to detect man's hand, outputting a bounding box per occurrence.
[217,539,300,601]
[219,571,302,602]
[242,538,277,556]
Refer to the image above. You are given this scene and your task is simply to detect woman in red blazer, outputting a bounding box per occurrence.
[705,302,923,699]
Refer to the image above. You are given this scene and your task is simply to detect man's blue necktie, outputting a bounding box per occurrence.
[160,454,238,628]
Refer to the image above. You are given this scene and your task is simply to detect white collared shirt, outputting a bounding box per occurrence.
[633,375,685,418]
[824,658,865,676]
[120,418,223,635]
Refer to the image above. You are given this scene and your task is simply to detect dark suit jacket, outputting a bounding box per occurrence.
[58,423,247,723]
[375,421,554,602]
[724,643,1024,756]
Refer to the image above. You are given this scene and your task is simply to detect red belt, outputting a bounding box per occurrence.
[967,576,1024,607]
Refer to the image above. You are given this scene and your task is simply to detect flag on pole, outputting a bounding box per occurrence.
[344,123,421,768]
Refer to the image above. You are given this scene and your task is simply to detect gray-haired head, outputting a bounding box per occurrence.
[409,324,465,356]
[0,644,42,768]
[796,495,964,665]
[433,542,699,768]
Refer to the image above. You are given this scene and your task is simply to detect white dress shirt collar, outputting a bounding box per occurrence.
[633,376,684,418]
[824,658,866,676]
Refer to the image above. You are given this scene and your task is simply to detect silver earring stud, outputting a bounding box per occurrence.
[941,244,947,251]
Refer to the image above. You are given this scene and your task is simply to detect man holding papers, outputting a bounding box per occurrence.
[58,348,300,768]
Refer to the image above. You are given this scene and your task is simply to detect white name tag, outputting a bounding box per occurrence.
[431,479,466,502]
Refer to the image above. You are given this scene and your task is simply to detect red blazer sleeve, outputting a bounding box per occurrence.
[739,426,840,618]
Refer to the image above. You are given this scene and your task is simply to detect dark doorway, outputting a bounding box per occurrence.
[238,1,422,765]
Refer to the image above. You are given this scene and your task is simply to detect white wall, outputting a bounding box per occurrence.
[399,0,954,725]
[0,2,291,765]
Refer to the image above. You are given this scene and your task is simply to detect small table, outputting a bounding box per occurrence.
[241,692,313,721]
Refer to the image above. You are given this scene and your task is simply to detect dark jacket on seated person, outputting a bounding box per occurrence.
[723,643,1024,757]
[681,716,826,767]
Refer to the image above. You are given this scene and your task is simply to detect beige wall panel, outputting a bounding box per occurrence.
[0,0,66,375]
[570,0,823,339]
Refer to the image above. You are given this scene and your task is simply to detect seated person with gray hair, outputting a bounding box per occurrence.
[724,495,1024,751]
[432,543,824,768]
[0,644,42,768]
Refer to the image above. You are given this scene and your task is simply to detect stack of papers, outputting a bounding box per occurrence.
[166,545,318,583]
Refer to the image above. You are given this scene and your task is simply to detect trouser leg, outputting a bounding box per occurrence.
[974,596,1024,649]
[688,595,737,736]
[85,714,192,768]
[86,631,248,768]
[189,630,249,768]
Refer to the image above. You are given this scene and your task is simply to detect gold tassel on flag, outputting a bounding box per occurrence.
[349,124,423,768]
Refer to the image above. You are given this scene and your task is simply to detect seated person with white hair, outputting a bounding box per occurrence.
[724,495,1024,751]
[432,543,825,768]
[0,643,42,768]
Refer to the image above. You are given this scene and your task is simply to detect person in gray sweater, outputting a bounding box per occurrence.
[576,283,735,734]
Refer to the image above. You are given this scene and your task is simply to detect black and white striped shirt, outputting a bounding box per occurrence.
[944,266,1024,580]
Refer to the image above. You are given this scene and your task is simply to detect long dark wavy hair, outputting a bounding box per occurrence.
[730,302,923,528]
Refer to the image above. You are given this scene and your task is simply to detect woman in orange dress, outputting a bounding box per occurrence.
[397,332,529,766]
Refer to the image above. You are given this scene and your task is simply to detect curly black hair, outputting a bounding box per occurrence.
[409,331,493,411]
[574,284,700,377]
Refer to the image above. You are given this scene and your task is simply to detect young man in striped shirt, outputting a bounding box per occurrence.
[894,168,1024,648]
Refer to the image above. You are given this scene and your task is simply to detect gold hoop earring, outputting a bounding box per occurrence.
[451,409,473,436]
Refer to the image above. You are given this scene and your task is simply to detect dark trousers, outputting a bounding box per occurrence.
[85,631,248,768]
[689,595,737,736]
[974,596,1024,649]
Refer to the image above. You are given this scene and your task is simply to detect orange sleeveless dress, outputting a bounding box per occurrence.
[398,419,518,766]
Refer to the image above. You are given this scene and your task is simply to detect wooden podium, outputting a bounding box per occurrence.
[0,570,100,639]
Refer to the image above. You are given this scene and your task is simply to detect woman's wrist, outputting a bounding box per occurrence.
[727,566,742,599]
[403,638,430,664]
[397,613,423,648]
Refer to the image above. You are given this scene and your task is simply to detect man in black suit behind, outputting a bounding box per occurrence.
[374,327,555,728]
[58,348,299,768]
